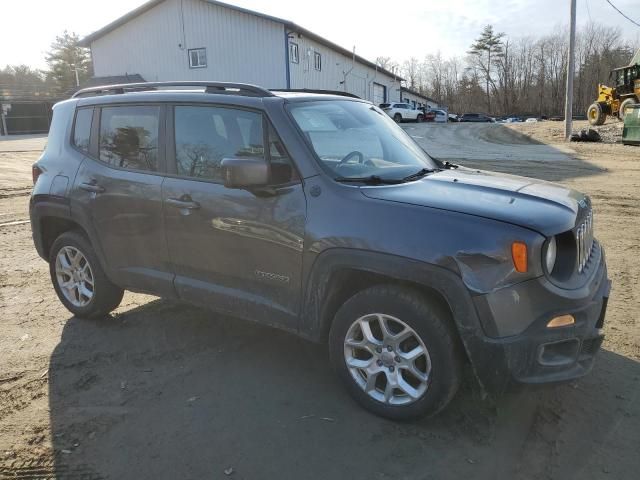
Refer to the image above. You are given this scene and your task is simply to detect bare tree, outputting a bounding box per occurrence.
[383,22,635,117]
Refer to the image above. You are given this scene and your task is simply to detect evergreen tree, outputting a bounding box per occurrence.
[468,25,505,113]
[45,31,92,94]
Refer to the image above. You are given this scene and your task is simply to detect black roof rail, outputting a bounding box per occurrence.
[270,88,361,99]
[72,81,275,98]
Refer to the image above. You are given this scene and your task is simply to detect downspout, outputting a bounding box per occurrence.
[367,62,378,102]
[178,0,187,50]
[342,46,355,92]
[284,28,291,89]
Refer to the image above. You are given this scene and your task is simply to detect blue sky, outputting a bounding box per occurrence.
[2,0,638,69]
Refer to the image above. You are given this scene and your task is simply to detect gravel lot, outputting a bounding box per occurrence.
[0,123,638,479]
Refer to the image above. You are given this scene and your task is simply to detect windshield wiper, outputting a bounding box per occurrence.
[402,168,436,182]
[335,175,404,185]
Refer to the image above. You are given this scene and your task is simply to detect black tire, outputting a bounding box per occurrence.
[393,113,402,123]
[329,285,463,420]
[417,114,424,123]
[619,98,636,121]
[49,230,124,318]
[587,102,606,126]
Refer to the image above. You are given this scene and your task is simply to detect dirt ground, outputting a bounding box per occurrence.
[0,124,639,480]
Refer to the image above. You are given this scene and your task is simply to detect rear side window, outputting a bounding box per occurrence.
[174,105,264,182]
[99,106,160,172]
[73,108,93,153]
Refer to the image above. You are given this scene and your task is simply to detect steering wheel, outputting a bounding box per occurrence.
[339,151,366,164]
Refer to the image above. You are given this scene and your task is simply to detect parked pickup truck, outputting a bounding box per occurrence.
[380,102,424,123]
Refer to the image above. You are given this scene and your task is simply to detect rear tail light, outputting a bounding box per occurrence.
[32,165,43,185]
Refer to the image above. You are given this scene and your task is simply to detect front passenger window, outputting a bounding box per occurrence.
[174,106,264,182]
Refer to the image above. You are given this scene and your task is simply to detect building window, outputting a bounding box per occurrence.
[188,48,207,68]
[314,51,321,71]
[289,42,299,64]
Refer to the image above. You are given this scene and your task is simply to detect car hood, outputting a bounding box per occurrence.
[361,168,587,235]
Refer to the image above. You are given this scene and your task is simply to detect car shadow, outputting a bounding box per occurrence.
[48,299,640,479]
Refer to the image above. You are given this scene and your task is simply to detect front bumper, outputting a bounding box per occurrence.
[470,244,610,390]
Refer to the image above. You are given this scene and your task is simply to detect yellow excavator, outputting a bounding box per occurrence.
[588,48,640,126]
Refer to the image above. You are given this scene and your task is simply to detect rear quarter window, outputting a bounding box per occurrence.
[72,108,93,153]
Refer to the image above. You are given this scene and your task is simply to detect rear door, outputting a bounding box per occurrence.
[71,104,175,297]
[161,104,306,330]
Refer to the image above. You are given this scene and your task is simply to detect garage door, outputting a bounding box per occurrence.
[373,83,386,105]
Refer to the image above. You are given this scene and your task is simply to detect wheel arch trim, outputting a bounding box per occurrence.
[300,248,509,395]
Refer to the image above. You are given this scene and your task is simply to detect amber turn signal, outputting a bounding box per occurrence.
[511,241,528,273]
[547,315,575,328]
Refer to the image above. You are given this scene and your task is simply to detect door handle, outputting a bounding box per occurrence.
[166,197,201,210]
[79,182,105,193]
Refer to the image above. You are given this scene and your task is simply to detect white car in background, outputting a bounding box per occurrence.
[379,103,424,123]
[432,109,448,123]
[525,117,539,123]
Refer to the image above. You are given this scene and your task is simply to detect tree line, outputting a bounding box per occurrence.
[379,22,638,117]
[0,31,92,99]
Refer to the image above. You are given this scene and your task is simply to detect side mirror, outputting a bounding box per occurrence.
[221,157,269,189]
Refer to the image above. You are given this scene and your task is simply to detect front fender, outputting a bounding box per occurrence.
[300,248,512,396]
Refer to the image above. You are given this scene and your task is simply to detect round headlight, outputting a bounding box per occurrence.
[545,236,557,273]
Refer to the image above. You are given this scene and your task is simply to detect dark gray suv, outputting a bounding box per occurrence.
[30,82,610,419]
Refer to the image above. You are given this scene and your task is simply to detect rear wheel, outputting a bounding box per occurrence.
[49,231,124,318]
[587,102,606,126]
[417,114,424,122]
[619,98,636,121]
[393,113,402,123]
[329,285,463,420]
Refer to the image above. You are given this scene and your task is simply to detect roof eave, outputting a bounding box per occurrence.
[79,0,165,46]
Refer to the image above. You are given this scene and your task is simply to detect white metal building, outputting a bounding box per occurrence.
[400,87,439,110]
[80,0,403,103]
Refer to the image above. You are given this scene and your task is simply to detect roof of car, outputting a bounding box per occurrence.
[70,89,369,110]
[69,82,369,106]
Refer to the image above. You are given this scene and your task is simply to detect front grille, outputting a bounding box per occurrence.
[576,209,594,273]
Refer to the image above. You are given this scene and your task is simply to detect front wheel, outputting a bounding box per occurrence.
[417,114,424,122]
[49,231,124,318]
[329,285,463,420]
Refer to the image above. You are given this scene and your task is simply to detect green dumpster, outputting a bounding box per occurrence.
[622,103,640,146]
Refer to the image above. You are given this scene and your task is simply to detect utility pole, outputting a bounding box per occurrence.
[564,0,577,140]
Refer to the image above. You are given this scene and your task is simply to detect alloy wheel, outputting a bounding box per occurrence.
[55,246,95,307]
[343,313,431,405]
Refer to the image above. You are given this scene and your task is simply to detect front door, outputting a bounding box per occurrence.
[162,104,306,330]
[72,104,174,297]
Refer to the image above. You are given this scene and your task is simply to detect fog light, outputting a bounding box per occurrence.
[547,314,575,328]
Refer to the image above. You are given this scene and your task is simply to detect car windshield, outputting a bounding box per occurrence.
[287,100,437,181]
